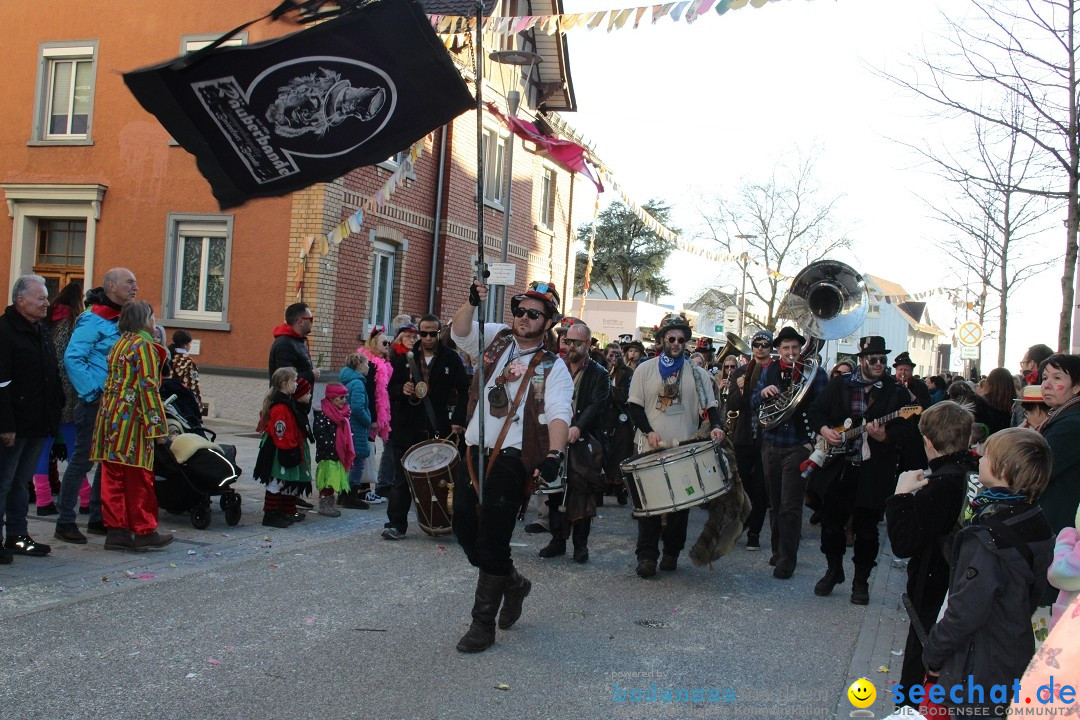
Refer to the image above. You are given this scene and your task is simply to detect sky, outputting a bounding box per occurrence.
[555,0,1068,371]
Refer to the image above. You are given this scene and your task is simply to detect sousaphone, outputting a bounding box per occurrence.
[758,260,867,429]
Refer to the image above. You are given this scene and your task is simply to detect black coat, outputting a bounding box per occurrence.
[726,358,769,447]
[808,373,909,509]
[268,331,315,386]
[570,358,611,437]
[885,455,972,619]
[387,341,469,448]
[0,305,63,437]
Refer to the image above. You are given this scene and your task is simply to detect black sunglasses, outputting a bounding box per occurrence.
[865,356,887,366]
[512,307,546,320]
[418,331,439,338]
[666,336,687,345]
[563,338,585,347]
[751,342,770,349]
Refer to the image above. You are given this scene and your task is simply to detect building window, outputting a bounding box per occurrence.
[181,34,247,54]
[35,219,86,297]
[33,44,97,143]
[1,183,105,290]
[163,214,233,328]
[482,129,507,207]
[370,240,397,331]
[539,167,556,228]
[868,303,880,318]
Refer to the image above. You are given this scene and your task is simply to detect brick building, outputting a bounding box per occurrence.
[0,1,588,422]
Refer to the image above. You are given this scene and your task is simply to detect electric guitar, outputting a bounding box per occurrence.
[820,405,924,457]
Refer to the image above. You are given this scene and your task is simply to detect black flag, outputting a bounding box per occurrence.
[124,0,474,209]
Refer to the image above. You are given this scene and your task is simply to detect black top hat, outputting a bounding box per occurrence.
[772,326,806,348]
[856,336,890,356]
[892,351,915,368]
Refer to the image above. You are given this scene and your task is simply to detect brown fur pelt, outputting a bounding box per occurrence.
[684,429,753,567]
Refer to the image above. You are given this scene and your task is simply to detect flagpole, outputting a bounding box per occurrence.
[473,0,488,507]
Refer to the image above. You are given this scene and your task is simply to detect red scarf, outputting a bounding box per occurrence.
[320,397,355,471]
[778,357,802,384]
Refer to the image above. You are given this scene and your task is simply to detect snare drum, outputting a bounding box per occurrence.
[401,438,459,536]
[620,440,732,518]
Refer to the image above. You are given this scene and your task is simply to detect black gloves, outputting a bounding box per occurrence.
[469,282,481,307]
[278,446,303,468]
[535,456,561,485]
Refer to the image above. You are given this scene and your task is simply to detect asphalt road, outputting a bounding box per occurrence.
[0,422,912,720]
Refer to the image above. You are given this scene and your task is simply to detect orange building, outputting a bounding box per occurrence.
[0,1,590,422]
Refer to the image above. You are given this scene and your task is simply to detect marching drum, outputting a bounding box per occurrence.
[401,438,459,536]
[620,440,732,518]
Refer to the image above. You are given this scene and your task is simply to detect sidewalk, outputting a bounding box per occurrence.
[0,419,389,619]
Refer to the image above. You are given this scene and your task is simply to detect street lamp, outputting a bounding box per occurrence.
[734,234,757,336]
[489,49,543,322]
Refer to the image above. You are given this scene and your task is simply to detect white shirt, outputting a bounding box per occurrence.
[452,321,573,450]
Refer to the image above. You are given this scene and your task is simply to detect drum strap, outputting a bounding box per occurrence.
[410,352,443,437]
[467,350,545,497]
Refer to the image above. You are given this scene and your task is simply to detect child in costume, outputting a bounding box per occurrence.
[922,427,1055,718]
[312,383,355,517]
[884,400,976,709]
[338,353,372,509]
[1048,505,1080,630]
[254,368,314,528]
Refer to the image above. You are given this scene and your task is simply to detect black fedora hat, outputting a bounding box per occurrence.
[892,351,915,368]
[772,326,806,348]
[856,336,890,357]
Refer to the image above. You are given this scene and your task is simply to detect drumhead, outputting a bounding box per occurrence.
[402,440,458,474]
[620,439,714,472]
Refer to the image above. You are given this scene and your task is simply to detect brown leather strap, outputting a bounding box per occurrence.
[466,349,545,495]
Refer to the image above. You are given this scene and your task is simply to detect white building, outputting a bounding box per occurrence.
[832,275,945,376]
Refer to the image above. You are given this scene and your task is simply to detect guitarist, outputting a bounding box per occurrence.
[807,335,908,605]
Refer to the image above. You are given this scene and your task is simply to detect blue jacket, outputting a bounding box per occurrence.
[64,306,121,403]
[340,365,371,458]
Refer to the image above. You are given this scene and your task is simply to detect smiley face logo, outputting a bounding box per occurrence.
[847,677,876,708]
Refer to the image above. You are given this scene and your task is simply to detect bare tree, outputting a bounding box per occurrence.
[876,0,1080,351]
[924,105,1058,368]
[696,153,852,333]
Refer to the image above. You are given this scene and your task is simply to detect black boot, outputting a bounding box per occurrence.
[851,564,872,605]
[456,571,508,653]
[571,518,591,563]
[814,555,845,597]
[497,568,532,629]
[538,506,566,558]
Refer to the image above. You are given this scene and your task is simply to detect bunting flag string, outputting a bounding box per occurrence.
[427,0,783,37]
[293,135,428,298]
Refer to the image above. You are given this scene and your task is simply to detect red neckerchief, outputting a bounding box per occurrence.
[1024,368,1039,385]
[90,304,120,321]
[778,357,801,384]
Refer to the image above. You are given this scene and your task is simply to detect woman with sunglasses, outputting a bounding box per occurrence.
[344,327,393,508]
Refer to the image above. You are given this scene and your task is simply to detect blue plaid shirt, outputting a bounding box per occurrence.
[750,360,828,447]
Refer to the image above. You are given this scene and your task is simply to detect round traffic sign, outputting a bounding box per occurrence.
[958,321,983,346]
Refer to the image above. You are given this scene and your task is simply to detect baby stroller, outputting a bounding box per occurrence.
[154,433,243,529]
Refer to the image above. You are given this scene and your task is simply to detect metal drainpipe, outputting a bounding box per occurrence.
[564,172,575,311]
[428,123,450,314]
